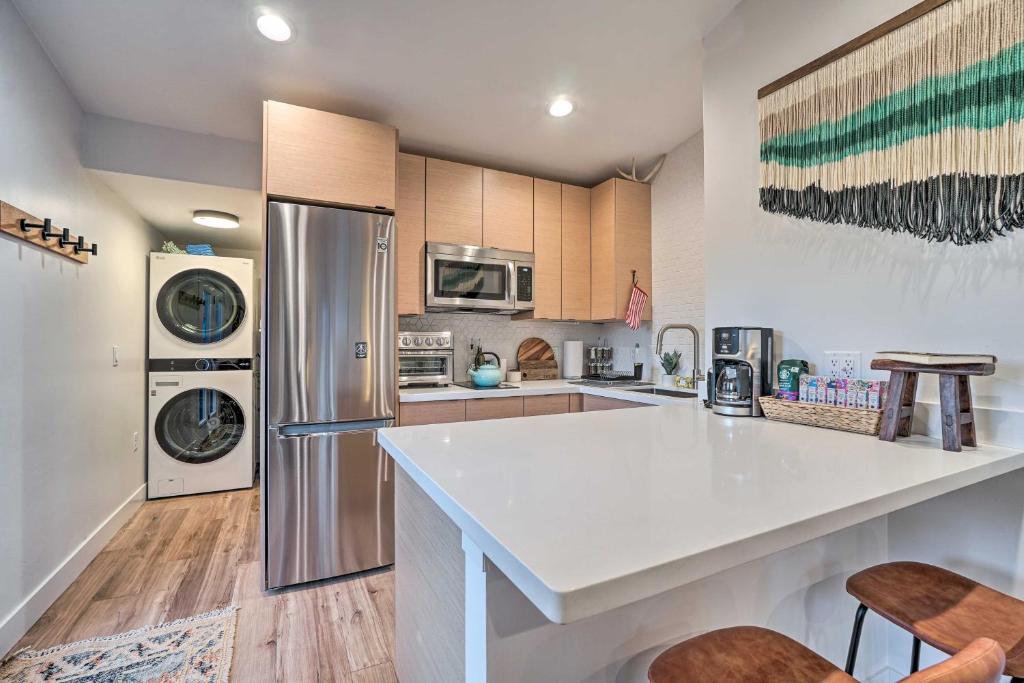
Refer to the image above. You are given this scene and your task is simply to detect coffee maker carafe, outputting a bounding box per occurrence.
[707,327,773,416]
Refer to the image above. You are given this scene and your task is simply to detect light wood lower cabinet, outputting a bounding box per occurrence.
[523,394,570,416]
[399,392,646,425]
[582,394,651,412]
[465,396,525,421]
[399,400,466,426]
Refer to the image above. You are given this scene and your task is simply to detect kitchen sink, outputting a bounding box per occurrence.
[625,387,697,399]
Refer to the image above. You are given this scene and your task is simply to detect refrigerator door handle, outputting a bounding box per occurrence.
[276,419,393,437]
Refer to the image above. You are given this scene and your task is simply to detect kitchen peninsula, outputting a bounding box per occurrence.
[378,403,1024,682]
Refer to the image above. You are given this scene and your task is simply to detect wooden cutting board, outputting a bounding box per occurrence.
[517,337,555,363]
[517,338,558,380]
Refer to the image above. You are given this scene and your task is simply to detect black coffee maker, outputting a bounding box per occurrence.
[707,327,774,417]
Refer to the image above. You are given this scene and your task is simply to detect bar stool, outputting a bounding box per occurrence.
[844,562,1024,682]
[647,626,1004,682]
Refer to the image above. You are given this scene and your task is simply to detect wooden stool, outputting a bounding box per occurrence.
[648,625,1005,683]
[871,358,995,452]
[844,562,1024,682]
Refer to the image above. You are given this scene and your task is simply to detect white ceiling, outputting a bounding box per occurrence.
[94,171,263,251]
[16,0,734,186]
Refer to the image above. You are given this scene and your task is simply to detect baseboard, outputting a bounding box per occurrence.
[0,483,146,656]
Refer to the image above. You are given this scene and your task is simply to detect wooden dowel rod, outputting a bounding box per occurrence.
[758,0,954,99]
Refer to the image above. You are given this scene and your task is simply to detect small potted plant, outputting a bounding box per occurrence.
[659,350,682,387]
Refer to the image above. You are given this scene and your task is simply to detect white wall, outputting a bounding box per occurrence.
[0,0,162,653]
[651,132,705,382]
[703,0,1024,445]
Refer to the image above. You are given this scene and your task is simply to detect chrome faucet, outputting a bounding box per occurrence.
[655,323,702,387]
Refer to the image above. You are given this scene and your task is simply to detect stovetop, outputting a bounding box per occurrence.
[569,376,654,388]
[453,381,520,390]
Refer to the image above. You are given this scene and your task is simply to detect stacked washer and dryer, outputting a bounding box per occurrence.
[147,253,255,499]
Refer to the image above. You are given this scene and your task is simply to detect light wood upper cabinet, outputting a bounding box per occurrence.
[426,159,483,246]
[531,178,562,319]
[590,178,652,322]
[483,169,533,252]
[263,101,397,210]
[561,184,591,321]
[397,153,426,316]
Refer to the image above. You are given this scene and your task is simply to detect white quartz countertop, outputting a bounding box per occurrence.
[378,402,1024,624]
[400,378,697,405]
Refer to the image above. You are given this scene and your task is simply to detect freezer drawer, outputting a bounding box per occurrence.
[266,422,394,589]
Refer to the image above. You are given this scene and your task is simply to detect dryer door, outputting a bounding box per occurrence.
[155,387,245,464]
[155,268,246,345]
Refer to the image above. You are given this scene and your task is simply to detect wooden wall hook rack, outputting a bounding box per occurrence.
[1,200,95,263]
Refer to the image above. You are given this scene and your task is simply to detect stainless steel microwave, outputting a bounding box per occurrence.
[425,242,535,313]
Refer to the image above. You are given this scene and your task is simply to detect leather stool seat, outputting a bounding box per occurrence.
[648,626,855,683]
[847,562,1024,677]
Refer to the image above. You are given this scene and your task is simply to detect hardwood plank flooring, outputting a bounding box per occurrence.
[9,487,397,682]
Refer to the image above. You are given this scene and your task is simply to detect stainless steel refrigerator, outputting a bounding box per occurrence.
[262,201,395,589]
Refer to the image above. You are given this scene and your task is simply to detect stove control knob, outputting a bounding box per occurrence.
[414,337,423,346]
[424,337,434,347]
[401,336,412,347]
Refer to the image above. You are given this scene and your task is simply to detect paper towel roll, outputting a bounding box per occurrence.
[563,341,584,379]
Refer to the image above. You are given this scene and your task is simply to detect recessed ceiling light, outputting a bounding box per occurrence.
[256,12,292,42]
[193,210,240,229]
[548,97,574,117]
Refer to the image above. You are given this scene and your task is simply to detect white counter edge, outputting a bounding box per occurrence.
[400,381,697,406]
[379,420,1024,625]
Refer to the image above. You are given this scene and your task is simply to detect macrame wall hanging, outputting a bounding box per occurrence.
[758,0,1024,245]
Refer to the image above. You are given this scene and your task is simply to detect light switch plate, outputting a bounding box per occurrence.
[112,345,120,367]
[825,351,860,380]
[131,431,140,452]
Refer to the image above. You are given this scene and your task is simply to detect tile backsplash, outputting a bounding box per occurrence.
[401,313,652,381]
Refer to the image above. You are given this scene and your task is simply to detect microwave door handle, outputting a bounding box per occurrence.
[508,261,516,307]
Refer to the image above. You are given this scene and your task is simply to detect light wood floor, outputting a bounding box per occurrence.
[11,487,397,682]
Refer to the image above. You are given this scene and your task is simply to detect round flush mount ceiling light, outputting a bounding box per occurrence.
[548,97,574,117]
[193,210,240,229]
[256,12,292,42]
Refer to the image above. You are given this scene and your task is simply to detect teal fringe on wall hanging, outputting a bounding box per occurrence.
[758,0,1024,245]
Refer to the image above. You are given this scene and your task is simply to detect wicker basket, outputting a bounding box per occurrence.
[758,396,882,436]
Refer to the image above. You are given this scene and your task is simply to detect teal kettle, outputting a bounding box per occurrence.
[468,352,503,387]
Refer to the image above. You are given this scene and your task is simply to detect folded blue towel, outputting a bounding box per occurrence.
[185,244,216,256]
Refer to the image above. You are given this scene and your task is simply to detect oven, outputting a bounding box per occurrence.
[425,243,534,313]
[398,331,454,387]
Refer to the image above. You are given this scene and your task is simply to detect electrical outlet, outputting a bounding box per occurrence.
[825,351,861,380]
[131,431,140,453]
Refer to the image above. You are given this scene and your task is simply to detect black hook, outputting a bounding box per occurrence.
[631,269,638,287]
[19,217,63,242]
[58,228,75,248]
[72,235,98,256]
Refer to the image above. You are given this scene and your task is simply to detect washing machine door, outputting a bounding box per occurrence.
[155,387,245,464]
[155,268,246,345]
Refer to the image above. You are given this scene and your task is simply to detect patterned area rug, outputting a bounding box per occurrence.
[0,606,237,682]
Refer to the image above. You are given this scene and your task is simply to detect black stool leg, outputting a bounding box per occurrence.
[910,637,921,673]
[845,603,869,675]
